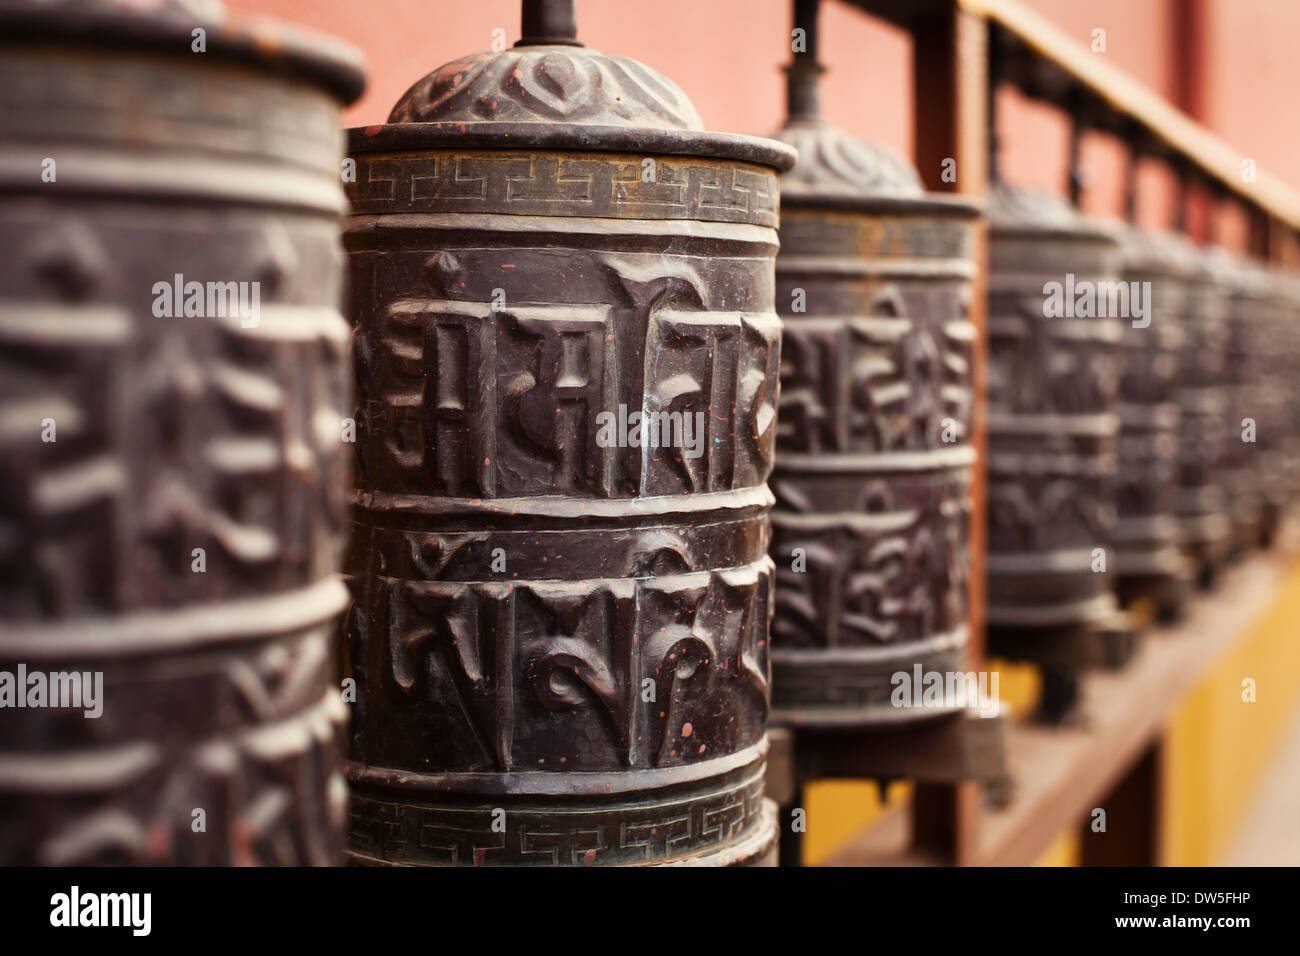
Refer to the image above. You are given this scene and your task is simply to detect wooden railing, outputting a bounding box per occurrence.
[849,0,1300,259]
[807,0,1300,866]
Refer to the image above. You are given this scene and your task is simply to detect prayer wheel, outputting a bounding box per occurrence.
[1218,255,1271,552]
[985,186,1122,661]
[1273,271,1300,509]
[0,0,364,863]
[340,0,795,865]
[1177,249,1233,586]
[767,0,979,725]
[1114,230,1189,619]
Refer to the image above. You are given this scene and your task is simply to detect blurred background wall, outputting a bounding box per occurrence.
[230,0,1300,251]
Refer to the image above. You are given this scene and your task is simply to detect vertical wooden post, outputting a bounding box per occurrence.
[765,727,804,866]
[1066,88,1085,208]
[778,787,807,868]
[1078,742,1166,866]
[910,2,991,866]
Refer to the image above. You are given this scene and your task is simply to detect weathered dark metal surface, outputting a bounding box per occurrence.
[0,0,363,863]
[985,186,1123,662]
[1217,254,1271,554]
[1114,230,1189,619]
[1176,250,1233,586]
[1251,270,1289,546]
[766,0,979,726]
[1266,271,1300,522]
[340,0,795,866]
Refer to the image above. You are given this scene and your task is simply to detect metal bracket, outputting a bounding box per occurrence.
[766,708,1010,865]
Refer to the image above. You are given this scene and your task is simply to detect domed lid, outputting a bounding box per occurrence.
[1178,241,1242,286]
[0,0,365,104]
[1120,227,1198,276]
[768,0,974,215]
[388,44,703,131]
[1270,267,1300,305]
[1234,256,1273,299]
[350,0,794,170]
[773,120,925,200]
[988,183,1116,241]
[1200,245,1271,296]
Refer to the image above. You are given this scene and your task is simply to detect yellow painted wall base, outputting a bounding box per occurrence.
[1035,830,1081,867]
[1163,554,1300,866]
[803,781,910,866]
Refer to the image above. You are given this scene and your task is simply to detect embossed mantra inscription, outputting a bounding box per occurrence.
[345,128,790,868]
[1175,252,1232,582]
[0,0,364,864]
[1114,231,1188,617]
[770,206,978,721]
[764,18,980,725]
[343,148,786,866]
[985,187,1123,643]
[339,8,796,862]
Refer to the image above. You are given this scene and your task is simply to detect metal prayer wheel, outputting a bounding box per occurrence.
[1218,254,1272,552]
[985,186,1122,662]
[1255,270,1294,541]
[0,0,364,863]
[340,0,795,866]
[1290,273,1300,502]
[1114,230,1189,619]
[767,0,979,724]
[1177,249,1233,585]
[1271,271,1300,507]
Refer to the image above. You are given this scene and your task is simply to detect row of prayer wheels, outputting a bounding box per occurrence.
[987,191,1300,671]
[2,0,1298,865]
[983,190,1300,716]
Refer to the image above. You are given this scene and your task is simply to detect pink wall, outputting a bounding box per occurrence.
[1022,0,1179,99]
[229,0,1298,248]
[226,0,911,154]
[1203,0,1300,196]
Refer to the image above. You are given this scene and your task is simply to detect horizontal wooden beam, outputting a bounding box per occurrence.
[842,0,1300,232]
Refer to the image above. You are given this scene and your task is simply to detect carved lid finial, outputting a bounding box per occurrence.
[517,0,581,47]
[773,0,924,201]
[388,0,703,130]
[367,0,794,171]
[987,183,1119,242]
